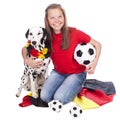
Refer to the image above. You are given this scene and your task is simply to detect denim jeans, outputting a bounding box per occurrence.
[40,69,86,105]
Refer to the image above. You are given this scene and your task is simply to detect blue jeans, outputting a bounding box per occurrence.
[40,70,86,105]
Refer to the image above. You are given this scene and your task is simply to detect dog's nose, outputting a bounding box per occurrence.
[32,41,36,45]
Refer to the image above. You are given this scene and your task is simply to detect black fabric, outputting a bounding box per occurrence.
[29,89,48,107]
[84,79,116,95]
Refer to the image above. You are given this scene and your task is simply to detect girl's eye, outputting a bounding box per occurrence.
[58,16,62,18]
[50,17,54,20]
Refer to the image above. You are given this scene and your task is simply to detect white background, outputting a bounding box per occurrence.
[0,0,120,119]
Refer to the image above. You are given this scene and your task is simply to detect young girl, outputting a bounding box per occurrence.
[22,3,101,109]
[40,3,101,105]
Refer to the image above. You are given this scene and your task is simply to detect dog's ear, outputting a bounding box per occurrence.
[25,29,29,38]
[42,27,47,34]
[41,27,47,44]
[42,27,47,38]
[41,27,51,50]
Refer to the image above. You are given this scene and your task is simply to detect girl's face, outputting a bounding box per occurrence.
[47,8,64,34]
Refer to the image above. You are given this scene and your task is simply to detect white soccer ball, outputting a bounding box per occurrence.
[48,100,63,113]
[74,43,96,66]
[69,105,83,118]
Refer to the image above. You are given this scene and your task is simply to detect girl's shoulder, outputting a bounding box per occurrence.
[69,27,76,32]
[69,27,83,36]
[69,27,89,35]
[69,27,81,33]
[68,27,91,40]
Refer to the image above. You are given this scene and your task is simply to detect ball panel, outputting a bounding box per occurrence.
[88,48,94,55]
[76,50,83,57]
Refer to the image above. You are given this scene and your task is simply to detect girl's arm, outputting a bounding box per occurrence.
[86,38,102,74]
[22,46,43,68]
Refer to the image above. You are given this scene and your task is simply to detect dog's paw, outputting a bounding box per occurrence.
[16,94,20,97]
[16,91,21,97]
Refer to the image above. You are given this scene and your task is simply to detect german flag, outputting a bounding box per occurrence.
[73,79,116,110]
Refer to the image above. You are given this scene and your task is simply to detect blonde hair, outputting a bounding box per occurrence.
[44,3,70,50]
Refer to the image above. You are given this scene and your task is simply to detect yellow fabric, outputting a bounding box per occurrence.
[28,91,32,96]
[73,96,100,110]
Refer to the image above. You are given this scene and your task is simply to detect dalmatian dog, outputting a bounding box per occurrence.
[16,26,50,98]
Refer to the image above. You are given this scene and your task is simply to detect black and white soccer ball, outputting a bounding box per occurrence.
[74,43,96,66]
[69,105,83,118]
[48,100,63,113]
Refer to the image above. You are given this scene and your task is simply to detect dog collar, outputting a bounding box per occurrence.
[26,40,48,59]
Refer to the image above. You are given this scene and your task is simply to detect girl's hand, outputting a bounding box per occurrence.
[86,62,96,74]
[24,57,44,68]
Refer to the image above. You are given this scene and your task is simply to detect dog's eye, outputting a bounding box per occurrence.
[38,32,41,35]
[29,33,33,36]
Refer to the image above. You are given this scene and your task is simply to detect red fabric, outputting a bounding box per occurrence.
[30,48,40,58]
[51,27,91,74]
[78,88,115,106]
[19,95,32,107]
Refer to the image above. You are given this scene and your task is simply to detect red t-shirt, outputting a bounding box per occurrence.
[51,27,91,74]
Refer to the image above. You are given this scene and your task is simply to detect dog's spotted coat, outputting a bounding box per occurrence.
[16,26,50,98]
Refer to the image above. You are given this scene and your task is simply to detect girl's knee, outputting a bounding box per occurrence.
[54,93,69,105]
